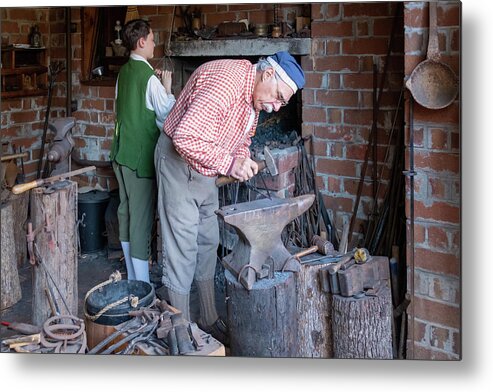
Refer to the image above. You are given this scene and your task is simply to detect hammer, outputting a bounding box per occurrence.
[293,235,335,259]
[215,146,278,187]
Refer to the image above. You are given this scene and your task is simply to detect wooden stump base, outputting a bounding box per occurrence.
[332,285,393,359]
[1,199,22,310]
[31,181,78,326]
[295,261,333,358]
[225,269,297,357]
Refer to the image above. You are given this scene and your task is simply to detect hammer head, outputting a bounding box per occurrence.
[263,146,278,176]
[312,235,335,256]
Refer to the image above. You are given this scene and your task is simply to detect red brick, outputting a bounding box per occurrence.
[327,176,341,193]
[84,125,106,137]
[311,39,326,56]
[451,29,460,52]
[314,175,325,192]
[343,109,372,125]
[311,21,353,37]
[328,142,344,158]
[414,296,460,329]
[412,200,459,224]
[413,345,457,360]
[430,128,449,150]
[10,111,38,124]
[316,90,358,107]
[314,56,359,72]
[413,247,460,276]
[305,72,324,89]
[303,107,326,123]
[414,150,459,174]
[356,20,368,36]
[405,5,428,29]
[343,3,390,18]
[438,4,461,27]
[428,177,448,199]
[342,73,374,90]
[427,226,448,249]
[342,37,389,55]
[342,178,372,199]
[413,101,459,124]
[313,125,357,142]
[413,320,428,344]
[326,40,341,55]
[317,158,357,178]
[406,31,425,53]
[414,223,426,244]
[80,99,105,111]
[254,170,294,191]
[322,194,353,214]
[452,331,461,355]
[275,149,300,173]
[327,108,342,124]
[249,10,273,25]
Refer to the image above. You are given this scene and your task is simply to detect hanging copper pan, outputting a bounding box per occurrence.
[406,1,458,109]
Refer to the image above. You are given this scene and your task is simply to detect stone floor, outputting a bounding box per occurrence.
[0,247,227,341]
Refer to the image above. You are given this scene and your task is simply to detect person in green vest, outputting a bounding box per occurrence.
[110,19,175,283]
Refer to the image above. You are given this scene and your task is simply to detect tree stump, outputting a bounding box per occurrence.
[225,269,297,357]
[295,262,333,358]
[332,285,393,359]
[31,180,78,326]
[7,192,29,267]
[1,200,22,310]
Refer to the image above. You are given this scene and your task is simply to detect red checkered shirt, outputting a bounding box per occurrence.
[163,59,258,177]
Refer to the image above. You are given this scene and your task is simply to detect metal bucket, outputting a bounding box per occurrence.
[78,190,110,253]
[85,279,155,326]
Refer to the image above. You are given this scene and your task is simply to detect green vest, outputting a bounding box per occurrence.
[110,58,159,178]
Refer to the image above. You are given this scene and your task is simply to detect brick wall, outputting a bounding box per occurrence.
[404,1,461,360]
[1,7,67,180]
[304,2,404,246]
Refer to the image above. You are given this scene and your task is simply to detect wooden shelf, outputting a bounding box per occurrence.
[1,46,47,99]
[1,65,48,76]
[1,88,48,99]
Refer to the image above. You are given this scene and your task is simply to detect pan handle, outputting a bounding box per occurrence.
[427,1,440,61]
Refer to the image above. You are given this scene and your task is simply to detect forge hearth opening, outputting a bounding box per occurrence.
[251,103,301,155]
[170,55,304,155]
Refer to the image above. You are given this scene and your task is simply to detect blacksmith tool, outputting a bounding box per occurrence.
[215,146,278,187]
[216,194,315,290]
[294,235,335,259]
[282,235,335,271]
[12,165,96,194]
[170,313,195,355]
[337,256,390,297]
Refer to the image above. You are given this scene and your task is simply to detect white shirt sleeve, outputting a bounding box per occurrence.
[146,75,176,131]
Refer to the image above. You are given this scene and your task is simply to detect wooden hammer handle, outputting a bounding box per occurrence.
[11,179,44,195]
[294,245,318,259]
[215,160,266,187]
[327,254,353,275]
[1,152,28,162]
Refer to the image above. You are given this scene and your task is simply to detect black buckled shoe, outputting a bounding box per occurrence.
[200,318,229,346]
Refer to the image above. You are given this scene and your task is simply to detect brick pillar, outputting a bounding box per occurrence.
[404,1,461,360]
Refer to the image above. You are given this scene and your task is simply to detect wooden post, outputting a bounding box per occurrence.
[31,180,78,326]
[1,200,22,310]
[295,262,333,358]
[225,269,297,357]
[12,192,29,267]
[332,285,393,359]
